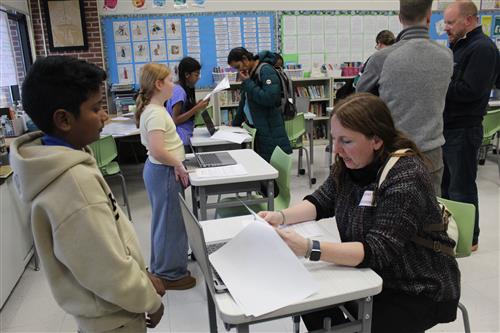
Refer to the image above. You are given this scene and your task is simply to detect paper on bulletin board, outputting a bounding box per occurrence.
[283,35,298,54]
[311,16,324,33]
[350,16,363,34]
[283,15,297,35]
[297,16,311,35]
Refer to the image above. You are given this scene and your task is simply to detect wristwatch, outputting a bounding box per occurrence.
[309,240,321,261]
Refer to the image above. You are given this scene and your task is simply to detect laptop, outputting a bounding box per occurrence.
[179,194,228,293]
[183,139,237,169]
[201,110,218,136]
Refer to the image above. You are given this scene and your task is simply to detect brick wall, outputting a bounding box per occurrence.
[29,0,103,67]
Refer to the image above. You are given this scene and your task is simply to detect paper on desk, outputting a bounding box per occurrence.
[210,129,249,144]
[112,116,132,121]
[209,220,319,317]
[202,217,253,244]
[194,164,247,178]
[203,76,230,101]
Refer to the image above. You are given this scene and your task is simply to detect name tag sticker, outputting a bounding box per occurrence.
[359,190,374,207]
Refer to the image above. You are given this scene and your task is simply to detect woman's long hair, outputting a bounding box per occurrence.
[331,93,424,184]
[177,57,201,112]
[135,63,170,127]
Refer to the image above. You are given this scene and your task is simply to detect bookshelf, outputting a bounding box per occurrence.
[291,77,332,139]
[216,82,241,125]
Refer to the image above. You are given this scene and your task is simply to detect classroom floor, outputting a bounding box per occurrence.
[1,145,499,333]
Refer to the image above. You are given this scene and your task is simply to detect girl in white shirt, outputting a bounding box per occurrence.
[135,63,196,290]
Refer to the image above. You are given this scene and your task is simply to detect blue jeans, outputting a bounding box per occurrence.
[441,126,482,245]
[143,159,188,280]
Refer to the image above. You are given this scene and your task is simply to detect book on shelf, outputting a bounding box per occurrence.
[294,85,327,99]
[220,107,237,125]
[219,89,241,106]
[308,103,326,117]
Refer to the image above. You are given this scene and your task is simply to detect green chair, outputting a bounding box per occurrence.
[437,197,476,333]
[216,146,293,218]
[285,112,315,188]
[89,135,132,220]
[242,122,257,150]
[478,109,500,176]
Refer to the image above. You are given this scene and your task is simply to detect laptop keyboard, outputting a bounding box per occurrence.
[198,153,222,166]
[207,242,226,254]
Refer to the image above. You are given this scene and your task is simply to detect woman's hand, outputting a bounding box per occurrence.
[174,164,190,188]
[194,99,210,112]
[258,211,283,227]
[239,70,250,81]
[276,228,309,257]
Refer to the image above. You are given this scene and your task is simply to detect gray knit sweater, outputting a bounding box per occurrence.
[306,156,460,302]
[356,26,453,153]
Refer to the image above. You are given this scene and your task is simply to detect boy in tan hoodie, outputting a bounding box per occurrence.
[9,56,165,332]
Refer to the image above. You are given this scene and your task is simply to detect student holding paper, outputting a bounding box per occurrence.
[259,93,460,333]
[166,57,209,148]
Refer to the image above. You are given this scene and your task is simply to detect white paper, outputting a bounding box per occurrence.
[201,217,253,244]
[283,35,298,54]
[350,16,363,34]
[298,54,312,72]
[204,76,230,101]
[338,34,350,53]
[283,15,297,35]
[325,34,338,53]
[364,16,377,32]
[324,16,338,33]
[297,35,312,54]
[388,15,402,35]
[376,15,388,31]
[101,121,138,137]
[338,16,350,34]
[297,16,311,35]
[194,164,247,178]
[350,34,363,54]
[209,220,319,316]
[310,16,324,34]
[311,35,325,53]
[210,130,249,144]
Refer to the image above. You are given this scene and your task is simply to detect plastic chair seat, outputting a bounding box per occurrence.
[101,161,120,176]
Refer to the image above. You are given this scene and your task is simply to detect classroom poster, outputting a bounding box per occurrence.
[102,12,275,88]
[494,16,500,36]
[481,16,493,36]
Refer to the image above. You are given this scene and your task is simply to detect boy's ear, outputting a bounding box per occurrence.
[52,109,73,133]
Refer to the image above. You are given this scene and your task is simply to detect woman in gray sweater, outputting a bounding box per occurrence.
[259,93,460,333]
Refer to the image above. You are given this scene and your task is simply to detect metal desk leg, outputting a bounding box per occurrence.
[206,284,218,333]
[235,324,250,333]
[327,120,333,167]
[199,187,208,221]
[358,296,373,333]
[305,119,316,185]
[191,186,198,219]
[267,180,274,211]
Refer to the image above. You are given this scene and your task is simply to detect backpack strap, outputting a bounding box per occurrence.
[376,149,455,257]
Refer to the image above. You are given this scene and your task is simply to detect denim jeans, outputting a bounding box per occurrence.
[143,159,188,280]
[441,126,483,245]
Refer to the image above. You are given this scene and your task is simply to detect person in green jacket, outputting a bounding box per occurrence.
[228,47,292,163]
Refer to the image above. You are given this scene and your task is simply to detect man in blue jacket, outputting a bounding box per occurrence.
[442,1,500,252]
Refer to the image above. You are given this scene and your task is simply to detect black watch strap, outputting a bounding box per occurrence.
[309,240,321,261]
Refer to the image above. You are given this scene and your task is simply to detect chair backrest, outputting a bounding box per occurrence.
[269,146,293,210]
[482,109,500,140]
[88,135,118,169]
[194,105,213,127]
[437,197,475,258]
[242,122,257,149]
[285,112,306,145]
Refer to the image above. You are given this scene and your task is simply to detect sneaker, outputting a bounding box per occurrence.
[161,275,196,290]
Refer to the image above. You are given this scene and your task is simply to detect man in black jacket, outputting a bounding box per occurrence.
[442,1,500,252]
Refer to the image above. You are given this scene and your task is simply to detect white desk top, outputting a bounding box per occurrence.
[101,118,139,138]
[191,126,251,147]
[489,100,500,108]
[200,216,383,325]
[188,149,278,186]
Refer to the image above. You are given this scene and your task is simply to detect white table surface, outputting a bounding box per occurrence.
[191,126,251,147]
[200,216,383,325]
[189,149,278,186]
[101,118,139,138]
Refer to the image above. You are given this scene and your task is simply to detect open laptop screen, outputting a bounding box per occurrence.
[201,110,217,136]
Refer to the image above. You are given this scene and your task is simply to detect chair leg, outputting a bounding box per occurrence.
[117,172,132,221]
[458,302,471,333]
[33,246,40,271]
[496,132,499,177]
[298,147,304,175]
[303,147,312,188]
[292,316,300,333]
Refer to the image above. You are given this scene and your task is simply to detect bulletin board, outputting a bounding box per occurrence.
[279,10,500,72]
[278,11,402,72]
[101,12,276,89]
